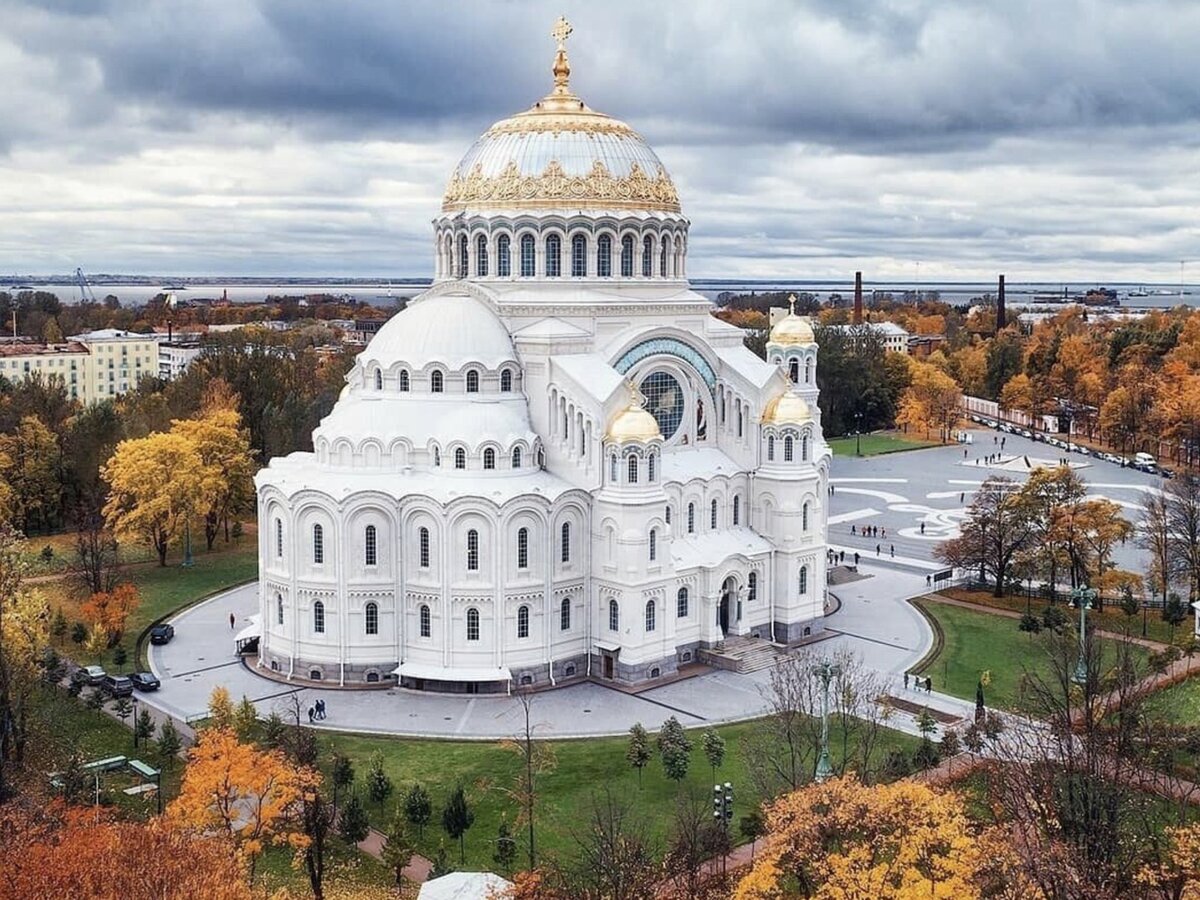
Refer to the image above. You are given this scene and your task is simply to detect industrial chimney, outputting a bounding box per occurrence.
[997,274,1007,330]
[853,271,863,325]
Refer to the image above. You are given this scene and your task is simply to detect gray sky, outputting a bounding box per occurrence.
[1,0,1198,281]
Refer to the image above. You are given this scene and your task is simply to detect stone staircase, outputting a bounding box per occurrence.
[699,635,785,674]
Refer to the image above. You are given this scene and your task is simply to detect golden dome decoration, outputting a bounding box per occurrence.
[441,18,681,214]
[762,390,813,426]
[607,381,663,443]
[769,295,816,346]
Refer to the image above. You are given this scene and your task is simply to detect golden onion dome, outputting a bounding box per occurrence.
[441,18,680,214]
[762,390,813,426]
[607,382,663,443]
[769,298,816,346]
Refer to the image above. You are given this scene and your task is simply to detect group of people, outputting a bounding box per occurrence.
[904,672,933,693]
[307,699,328,723]
[851,524,886,538]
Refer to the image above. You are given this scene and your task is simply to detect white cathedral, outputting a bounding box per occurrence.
[254,22,830,691]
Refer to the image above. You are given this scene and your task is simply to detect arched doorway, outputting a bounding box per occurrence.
[719,575,738,636]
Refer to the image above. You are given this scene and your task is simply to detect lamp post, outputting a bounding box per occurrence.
[1071,586,1096,686]
[182,516,194,568]
[854,411,863,457]
[814,660,842,781]
[712,782,733,878]
[131,694,139,749]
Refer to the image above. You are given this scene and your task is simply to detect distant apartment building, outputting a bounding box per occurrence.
[0,329,162,402]
[826,321,911,354]
[158,340,204,381]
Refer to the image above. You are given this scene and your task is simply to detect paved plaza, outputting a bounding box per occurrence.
[143,428,1156,740]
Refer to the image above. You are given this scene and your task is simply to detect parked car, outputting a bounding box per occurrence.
[149,623,175,645]
[1134,452,1157,468]
[1020,429,1033,439]
[100,674,134,697]
[71,664,106,686]
[130,671,160,692]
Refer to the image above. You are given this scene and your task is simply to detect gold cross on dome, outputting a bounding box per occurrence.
[551,15,573,48]
[788,294,797,314]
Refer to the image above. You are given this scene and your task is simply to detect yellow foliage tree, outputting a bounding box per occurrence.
[733,774,991,900]
[207,685,236,730]
[1137,821,1200,898]
[896,360,962,442]
[102,432,206,566]
[170,408,256,551]
[79,582,140,648]
[0,415,62,533]
[169,726,317,882]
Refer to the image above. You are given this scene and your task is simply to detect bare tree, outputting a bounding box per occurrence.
[937,476,1036,595]
[663,791,729,899]
[500,687,557,872]
[70,505,119,597]
[741,651,822,799]
[1166,473,1200,602]
[562,788,660,900]
[1140,490,1176,607]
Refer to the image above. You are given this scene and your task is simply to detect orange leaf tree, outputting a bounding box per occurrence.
[169,725,317,881]
[733,774,993,900]
[79,582,140,648]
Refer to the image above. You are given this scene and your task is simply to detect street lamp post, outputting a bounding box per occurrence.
[182,517,194,568]
[131,695,139,749]
[814,660,842,781]
[854,412,863,457]
[1071,586,1096,685]
[712,782,733,879]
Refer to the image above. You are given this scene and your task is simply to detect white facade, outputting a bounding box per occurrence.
[0,329,161,402]
[826,321,911,354]
[254,28,830,690]
[158,341,203,381]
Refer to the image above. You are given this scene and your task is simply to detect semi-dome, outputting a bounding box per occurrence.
[442,23,679,214]
[358,293,516,372]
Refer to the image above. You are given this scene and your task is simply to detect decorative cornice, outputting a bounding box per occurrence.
[443,159,680,214]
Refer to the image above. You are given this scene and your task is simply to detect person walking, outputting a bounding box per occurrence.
[853,551,860,566]
[926,677,932,694]
[890,544,895,558]
[229,612,235,630]
[875,543,881,556]
[851,524,856,535]
[317,699,326,720]
[920,521,926,535]
[904,672,910,690]
[307,707,315,724]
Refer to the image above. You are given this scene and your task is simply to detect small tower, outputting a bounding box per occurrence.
[766,296,820,425]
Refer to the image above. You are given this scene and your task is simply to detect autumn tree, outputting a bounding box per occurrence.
[500,688,556,869]
[79,582,140,648]
[937,476,1036,596]
[102,432,206,565]
[733,774,992,899]
[896,359,962,441]
[169,726,317,881]
[0,414,62,533]
[170,407,256,550]
[380,808,416,891]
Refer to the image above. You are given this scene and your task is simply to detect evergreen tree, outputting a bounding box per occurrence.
[156,718,182,766]
[429,841,454,878]
[404,783,432,838]
[112,644,127,668]
[380,809,415,890]
[51,607,68,639]
[656,716,692,784]
[338,793,370,845]
[442,784,475,864]
[261,711,286,749]
[493,817,517,871]
[113,696,132,724]
[366,751,393,809]
[331,752,354,811]
[70,622,87,645]
[134,708,155,746]
[700,727,726,782]
[233,695,258,742]
[84,688,105,711]
[626,722,652,788]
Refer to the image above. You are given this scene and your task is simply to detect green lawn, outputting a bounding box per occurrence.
[829,432,941,457]
[914,598,1150,712]
[321,718,918,871]
[1145,675,1200,725]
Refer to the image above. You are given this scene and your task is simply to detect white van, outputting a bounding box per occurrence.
[1134,452,1157,468]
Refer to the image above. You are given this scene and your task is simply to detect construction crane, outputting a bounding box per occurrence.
[75,267,98,303]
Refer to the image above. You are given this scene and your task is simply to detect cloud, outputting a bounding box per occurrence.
[1,0,1199,279]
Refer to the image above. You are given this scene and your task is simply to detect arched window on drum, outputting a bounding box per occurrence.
[621,235,634,277]
[475,234,488,277]
[545,234,562,277]
[571,233,587,277]
[520,234,535,277]
[597,233,612,277]
[365,602,378,636]
[497,234,511,277]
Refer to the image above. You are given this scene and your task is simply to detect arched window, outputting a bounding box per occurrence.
[621,235,634,277]
[805,358,813,384]
[677,587,689,618]
[799,565,808,595]
[687,502,695,534]
[517,604,530,639]
[457,234,468,278]
[275,518,283,558]
[710,499,718,529]
[767,435,775,461]
[649,528,657,562]
[497,234,511,277]
[454,447,466,470]
[642,236,653,276]
[802,435,809,461]
[276,592,284,625]
[399,370,410,391]
[466,607,480,641]
[560,522,571,563]
[665,504,672,525]
[419,604,431,637]
[520,233,535,277]
[545,234,561,277]
[313,600,325,634]
[419,527,430,568]
[748,571,758,601]
[466,529,479,571]
[784,435,794,462]
[645,600,656,633]
[789,359,799,383]
[511,446,522,468]
[476,234,488,277]
[660,240,667,277]
[627,455,638,484]
[803,502,809,531]
[610,454,618,483]
[500,369,513,392]
[597,233,612,277]
[737,406,744,438]
[365,602,378,635]
[483,448,495,470]
[312,524,324,564]
[647,453,656,483]
[517,527,529,569]
[571,233,587,277]
[431,370,444,393]
[365,525,377,566]
[608,598,619,632]
[433,446,441,467]
[560,597,571,630]
[733,495,741,526]
[466,370,479,393]
[374,369,383,390]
